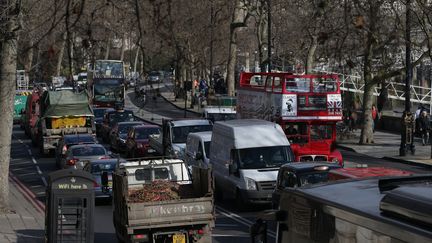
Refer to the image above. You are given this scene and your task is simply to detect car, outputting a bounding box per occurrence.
[125,124,161,158]
[55,134,98,169]
[100,109,135,142]
[83,159,119,200]
[109,121,144,152]
[53,86,74,91]
[93,107,114,136]
[60,144,111,169]
[147,71,161,84]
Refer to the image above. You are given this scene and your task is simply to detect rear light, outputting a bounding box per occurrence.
[67,158,78,166]
[137,143,143,148]
[197,229,204,235]
[133,234,148,241]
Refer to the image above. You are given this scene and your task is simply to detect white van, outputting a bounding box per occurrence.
[185,131,212,169]
[210,119,294,205]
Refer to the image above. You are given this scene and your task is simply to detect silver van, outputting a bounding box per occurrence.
[209,119,294,206]
[185,131,212,169]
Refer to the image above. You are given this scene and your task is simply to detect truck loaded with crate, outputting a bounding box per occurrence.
[112,158,214,243]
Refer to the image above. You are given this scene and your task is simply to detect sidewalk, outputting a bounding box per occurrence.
[0,174,44,243]
[337,130,432,167]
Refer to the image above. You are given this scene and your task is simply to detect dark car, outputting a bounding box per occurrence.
[55,134,98,169]
[100,109,135,142]
[125,124,161,158]
[83,159,119,200]
[272,162,341,208]
[109,121,144,152]
[147,71,161,84]
[94,107,114,136]
[60,144,111,169]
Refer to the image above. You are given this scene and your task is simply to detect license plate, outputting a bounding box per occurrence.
[108,181,112,188]
[148,149,156,153]
[172,234,185,243]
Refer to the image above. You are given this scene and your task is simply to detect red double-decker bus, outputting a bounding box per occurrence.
[237,72,343,165]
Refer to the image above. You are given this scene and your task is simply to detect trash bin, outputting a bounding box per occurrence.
[45,169,95,243]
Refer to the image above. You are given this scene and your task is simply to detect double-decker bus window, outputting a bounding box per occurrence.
[310,125,332,140]
[284,123,308,144]
[250,75,264,86]
[313,77,337,93]
[273,77,282,92]
[285,78,310,92]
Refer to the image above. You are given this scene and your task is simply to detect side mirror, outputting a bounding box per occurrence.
[229,163,238,175]
[195,151,203,160]
[101,171,109,187]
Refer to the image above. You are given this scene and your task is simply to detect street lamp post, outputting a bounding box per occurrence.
[267,0,272,72]
[400,0,414,156]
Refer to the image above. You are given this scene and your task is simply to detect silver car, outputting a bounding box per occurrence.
[60,144,111,169]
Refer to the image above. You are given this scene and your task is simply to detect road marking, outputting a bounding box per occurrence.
[36,166,43,175]
[36,191,45,195]
[27,149,32,155]
[216,206,276,239]
[32,158,37,164]
[18,172,38,177]
[29,185,43,188]
[41,177,48,186]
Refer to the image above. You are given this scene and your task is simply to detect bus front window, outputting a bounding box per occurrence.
[310,125,332,140]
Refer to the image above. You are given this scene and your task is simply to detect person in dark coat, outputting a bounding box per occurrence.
[417,110,430,145]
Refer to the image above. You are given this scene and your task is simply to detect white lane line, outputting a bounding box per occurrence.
[29,185,44,188]
[31,158,37,164]
[19,172,38,177]
[41,177,48,186]
[36,191,45,195]
[36,166,43,175]
[216,206,276,239]
[27,149,32,155]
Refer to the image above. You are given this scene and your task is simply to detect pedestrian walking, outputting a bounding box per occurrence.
[372,104,378,133]
[417,110,430,145]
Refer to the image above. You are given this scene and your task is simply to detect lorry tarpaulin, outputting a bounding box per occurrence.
[41,90,93,117]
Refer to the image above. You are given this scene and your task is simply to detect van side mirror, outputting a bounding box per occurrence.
[101,171,109,187]
[229,163,239,175]
[195,151,203,160]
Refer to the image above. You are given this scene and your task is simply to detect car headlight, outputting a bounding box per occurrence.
[331,157,339,163]
[245,177,257,190]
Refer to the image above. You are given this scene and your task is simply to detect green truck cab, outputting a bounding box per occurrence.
[14,90,31,124]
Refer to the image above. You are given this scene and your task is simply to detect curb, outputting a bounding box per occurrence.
[9,173,45,214]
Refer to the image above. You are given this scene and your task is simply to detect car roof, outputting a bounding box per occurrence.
[117,121,144,126]
[188,131,212,141]
[133,124,160,129]
[280,162,341,173]
[69,143,105,149]
[171,119,212,127]
[107,109,133,115]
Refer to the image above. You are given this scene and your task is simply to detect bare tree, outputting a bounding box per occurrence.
[0,0,21,210]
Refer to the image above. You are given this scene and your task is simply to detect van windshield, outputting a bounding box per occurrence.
[172,125,213,144]
[236,146,293,169]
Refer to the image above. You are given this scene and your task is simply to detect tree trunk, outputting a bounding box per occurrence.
[0,0,20,209]
[226,0,249,96]
[120,33,126,61]
[305,35,318,74]
[104,37,110,60]
[24,40,34,73]
[56,33,66,76]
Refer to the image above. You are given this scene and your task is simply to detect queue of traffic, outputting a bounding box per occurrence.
[13,68,432,243]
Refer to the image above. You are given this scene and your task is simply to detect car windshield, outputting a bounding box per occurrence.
[72,146,106,156]
[109,111,135,125]
[235,146,293,169]
[298,172,329,186]
[135,127,161,139]
[118,123,142,134]
[91,162,116,174]
[172,125,213,144]
[65,136,95,145]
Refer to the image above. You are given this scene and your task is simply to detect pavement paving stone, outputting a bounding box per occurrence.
[0,214,14,234]
[6,214,26,231]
